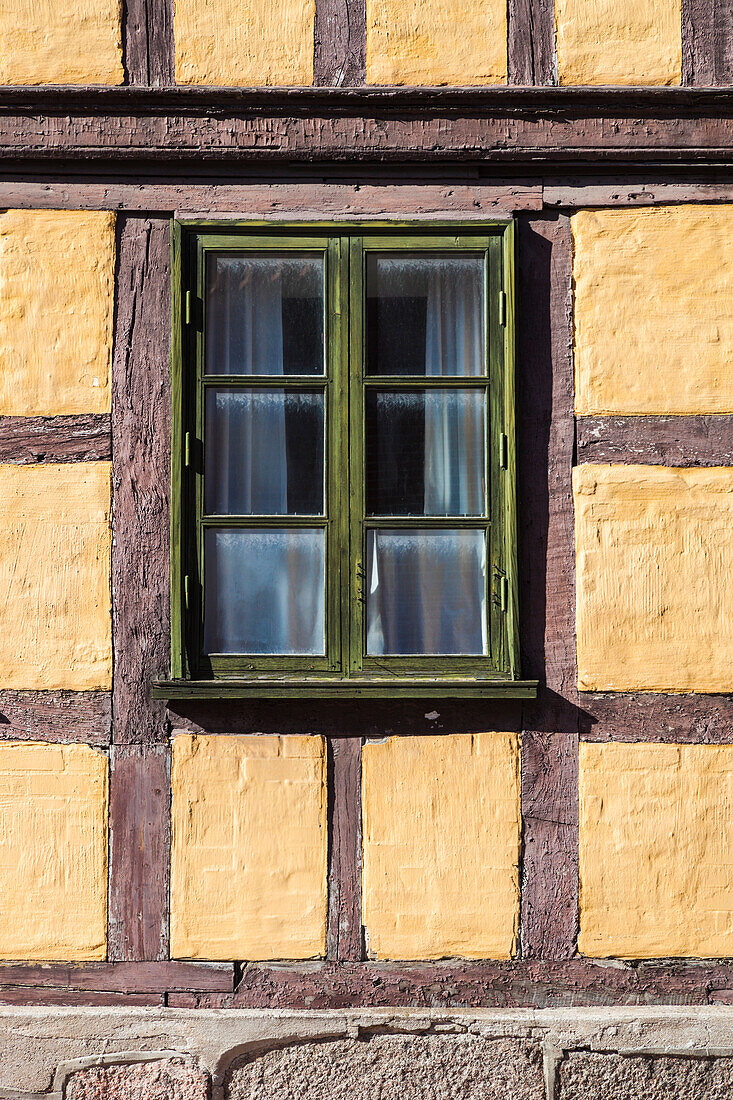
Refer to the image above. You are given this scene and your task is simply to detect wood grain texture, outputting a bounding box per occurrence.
[124,0,175,87]
[327,738,362,961]
[0,87,733,164]
[0,178,543,215]
[0,961,233,991]
[516,215,578,961]
[682,0,733,85]
[110,216,171,961]
[0,690,111,746]
[111,215,171,747]
[108,745,170,963]
[508,0,555,85]
[167,959,733,1008]
[580,693,733,742]
[0,415,111,463]
[577,415,733,465]
[314,0,366,85]
[0,989,164,1006]
[545,178,733,207]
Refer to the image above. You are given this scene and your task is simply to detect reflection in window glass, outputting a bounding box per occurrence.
[206,254,325,376]
[366,529,486,655]
[205,389,325,516]
[366,254,484,376]
[366,389,485,516]
[204,528,325,655]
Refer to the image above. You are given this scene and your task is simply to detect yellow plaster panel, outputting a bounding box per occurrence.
[0,463,112,691]
[0,211,115,417]
[556,0,681,86]
[575,464,733,693]
[170,734,327,960]
[362,733,520,960]
[579,742,733,958]
[0,0,122,85]
[366,0,507,85]
[573,206,733,415]
[0,742,107,961]
[174,0,315,86]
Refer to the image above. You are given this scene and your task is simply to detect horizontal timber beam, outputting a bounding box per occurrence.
[1,87,733,166]
[165,958,733,1009]
[0,415,111,464]
[0,961,234,993]
[576,415,733,466]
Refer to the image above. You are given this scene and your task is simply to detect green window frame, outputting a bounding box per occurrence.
[158,221,537,700]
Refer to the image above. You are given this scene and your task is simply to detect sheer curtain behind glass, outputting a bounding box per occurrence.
[204,256,325,655]
[366,255,487,656]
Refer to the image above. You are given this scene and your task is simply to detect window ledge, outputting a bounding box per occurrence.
[152,677,538,700]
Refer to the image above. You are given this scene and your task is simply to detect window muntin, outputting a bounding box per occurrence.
[174,225,518,687]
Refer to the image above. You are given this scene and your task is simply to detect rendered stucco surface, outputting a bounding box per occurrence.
[558,1051,733,1100]
[66,1058,210,1099]
[574,464,733,693]
[0,210,115,416]
[0,742,107,961]
[361,733,520,961]
[573,206,733,415]
[578,742,733,959]
[170,734,328,961]
[366,0,507,85]
[0,0,123,85]
[226,1036,544,1100]
[556,0,681,85]
[0,463,112,691]
[174,0,315,86]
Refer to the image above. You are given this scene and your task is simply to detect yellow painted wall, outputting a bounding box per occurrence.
[573,206,733,415]
[556,0,681,85]
[367,0,507,85]
[575,464,733,693]
[579,742,733,958]
[174,0,315,85]
[0,0,123,85]
[361,733,520,960]
[0,211,115,417]
[0,463,112,691]
[170,734,327,960]
[0,742,107,961]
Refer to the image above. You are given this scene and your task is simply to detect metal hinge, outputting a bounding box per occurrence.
[185,431,191,467]
[184,574,190,610]
[354,559,364,601]
[499,432,508,469]
[498,290,507,326]
[500,576,509,614]
[185,289,192,326]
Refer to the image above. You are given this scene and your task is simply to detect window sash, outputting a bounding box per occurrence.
[172,223,517,682]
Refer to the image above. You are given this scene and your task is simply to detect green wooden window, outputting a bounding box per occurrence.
[163,222,536,700]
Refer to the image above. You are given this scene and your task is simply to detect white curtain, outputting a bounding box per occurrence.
[204,259,324,655]
[367,259,486,656]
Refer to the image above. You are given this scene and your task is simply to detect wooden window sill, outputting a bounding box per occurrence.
[152,677,538,700]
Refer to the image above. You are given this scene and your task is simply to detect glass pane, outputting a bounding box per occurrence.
[366,253,485,376]
[206,253,325,375]
[366,529,486,656]
[366,389,485,516]
[204,528,325,655]
[205,388,325,515]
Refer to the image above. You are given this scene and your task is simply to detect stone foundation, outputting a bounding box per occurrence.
[2,1007,733,1099]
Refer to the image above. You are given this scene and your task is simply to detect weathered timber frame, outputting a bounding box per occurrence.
[0,0,732,999]
[159,220,535,699]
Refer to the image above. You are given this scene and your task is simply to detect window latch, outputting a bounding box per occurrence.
[498,290,507,326]
[184,574,190,610]
[499,432,508,469]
